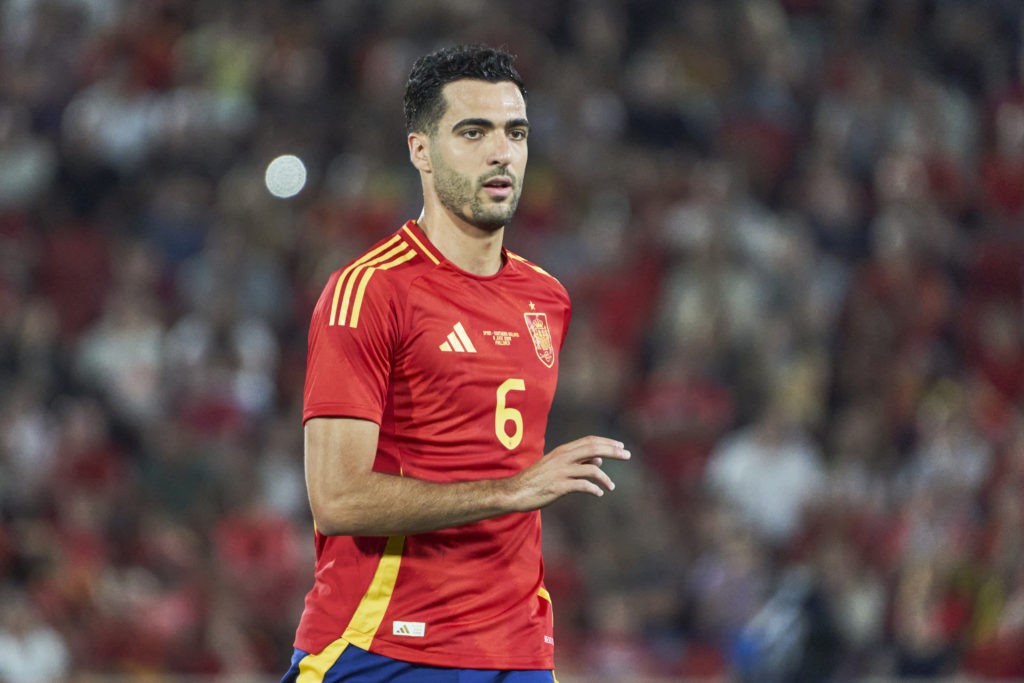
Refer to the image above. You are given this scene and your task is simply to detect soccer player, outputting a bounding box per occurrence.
[281,44,631,682]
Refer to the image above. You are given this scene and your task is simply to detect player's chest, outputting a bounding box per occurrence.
[397,279,564,388]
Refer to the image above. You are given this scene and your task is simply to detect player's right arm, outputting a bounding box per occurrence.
[305,416,630,537]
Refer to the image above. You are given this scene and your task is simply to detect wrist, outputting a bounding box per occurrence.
[493,475,524,514]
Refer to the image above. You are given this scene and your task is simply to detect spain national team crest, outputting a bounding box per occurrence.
[524,312,555,368]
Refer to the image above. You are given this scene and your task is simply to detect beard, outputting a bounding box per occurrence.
[431,153,521,232]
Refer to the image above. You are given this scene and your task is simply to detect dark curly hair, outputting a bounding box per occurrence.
[403,44,526,135]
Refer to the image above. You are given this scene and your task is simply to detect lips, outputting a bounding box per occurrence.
[482,177,514,199]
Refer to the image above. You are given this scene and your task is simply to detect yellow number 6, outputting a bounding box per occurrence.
[495,378,525,450]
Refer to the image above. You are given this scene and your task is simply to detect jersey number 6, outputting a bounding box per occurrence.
[495,378,525,449]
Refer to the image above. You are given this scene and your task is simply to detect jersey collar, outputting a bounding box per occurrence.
[401,219,512,277]
[400,220,444,266]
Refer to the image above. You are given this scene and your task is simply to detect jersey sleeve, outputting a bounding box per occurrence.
[559,285,572,351]
[302,268,400,424]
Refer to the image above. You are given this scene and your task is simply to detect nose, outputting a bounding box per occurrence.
[487,133,513,166]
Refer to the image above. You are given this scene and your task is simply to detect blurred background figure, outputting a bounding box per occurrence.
[0,588,70,683]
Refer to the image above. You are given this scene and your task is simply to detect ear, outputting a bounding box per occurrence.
[408,132,431,173]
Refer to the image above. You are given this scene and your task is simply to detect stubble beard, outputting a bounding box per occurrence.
[432,155,520,233]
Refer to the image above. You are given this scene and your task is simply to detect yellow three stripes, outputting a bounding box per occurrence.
[330,236,415,328]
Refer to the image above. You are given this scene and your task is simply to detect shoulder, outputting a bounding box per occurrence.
[314,223,441,327]
[347,223,442,281]
[505,250,569,301]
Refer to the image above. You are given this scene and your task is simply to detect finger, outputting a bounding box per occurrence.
[568,478,605,498]
[576,463,616,492]
[558,438,631,462]
[563,435,622,451]
[582,445,629,462]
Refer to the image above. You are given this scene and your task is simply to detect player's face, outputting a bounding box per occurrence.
[428,80,529,232]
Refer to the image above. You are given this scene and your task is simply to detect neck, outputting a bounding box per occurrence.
[417,205,505,277]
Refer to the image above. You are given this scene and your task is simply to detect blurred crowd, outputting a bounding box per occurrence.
[2,0,1024,681]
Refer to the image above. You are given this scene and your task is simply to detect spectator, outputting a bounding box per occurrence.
[704,394,827,546]
[0,589,70,683]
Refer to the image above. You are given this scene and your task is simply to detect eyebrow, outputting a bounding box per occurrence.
[451,117,531,132]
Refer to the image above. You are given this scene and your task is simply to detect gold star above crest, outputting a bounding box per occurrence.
[529,302,536,310]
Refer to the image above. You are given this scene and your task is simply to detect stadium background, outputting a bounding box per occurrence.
[2,0,1024,681]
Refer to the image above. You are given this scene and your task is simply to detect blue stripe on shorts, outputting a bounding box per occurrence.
[281,644,557,683]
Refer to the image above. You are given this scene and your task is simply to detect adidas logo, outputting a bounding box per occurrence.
[439,322,477,353]
[393,620,426,637]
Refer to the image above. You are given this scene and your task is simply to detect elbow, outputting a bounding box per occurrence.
[310,508,354,537]
[312,518,350,537]
[309,496,370,536]
[310,509,342,536]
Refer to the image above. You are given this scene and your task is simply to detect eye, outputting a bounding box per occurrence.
[462,129,483,140]
[509,128,528,141]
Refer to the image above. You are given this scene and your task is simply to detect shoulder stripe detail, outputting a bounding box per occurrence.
[341,534,406,649]
[329,234,403,326]
[402,223,441,265]
[334,244,409,327]
[329,244,405,329]
[348,249,416,328]
[507,252,554,278]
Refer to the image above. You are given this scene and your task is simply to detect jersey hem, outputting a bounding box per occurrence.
[293,635,555,671]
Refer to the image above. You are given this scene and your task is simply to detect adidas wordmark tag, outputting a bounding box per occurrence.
[393,621,426,637]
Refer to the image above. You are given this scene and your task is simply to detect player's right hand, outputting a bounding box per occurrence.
[508,436,631,511]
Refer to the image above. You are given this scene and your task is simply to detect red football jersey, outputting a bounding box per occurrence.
[296,220,571,670]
